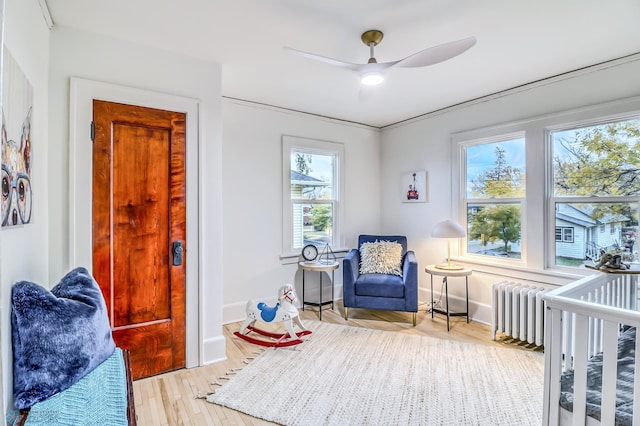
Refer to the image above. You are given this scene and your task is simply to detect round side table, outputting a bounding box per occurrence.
[298,261,339,320]
[425,264,472,331]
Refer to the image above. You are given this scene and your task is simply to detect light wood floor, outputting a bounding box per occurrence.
[132,301,537,425]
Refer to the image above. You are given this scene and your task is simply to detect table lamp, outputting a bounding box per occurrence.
[431,219,466,270]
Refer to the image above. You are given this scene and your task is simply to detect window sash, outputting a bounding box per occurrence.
[464,200,523,259]
[282,136,344,257]
[459,133,526,262]
[291,200,335,249]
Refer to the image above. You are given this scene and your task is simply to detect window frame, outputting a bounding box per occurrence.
[281,135,345,257]
[546,114,640,270]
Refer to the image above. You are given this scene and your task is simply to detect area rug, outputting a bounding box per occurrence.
[207,321,544,425]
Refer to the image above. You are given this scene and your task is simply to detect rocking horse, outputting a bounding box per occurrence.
[234,284,311,347]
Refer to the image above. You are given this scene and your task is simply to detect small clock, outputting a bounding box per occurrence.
[301,244,318,262]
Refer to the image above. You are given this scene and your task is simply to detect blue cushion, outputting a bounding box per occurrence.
[355,274,405,298]
[11,267,116,409]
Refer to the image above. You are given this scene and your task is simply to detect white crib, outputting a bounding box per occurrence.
[543,271,640,425]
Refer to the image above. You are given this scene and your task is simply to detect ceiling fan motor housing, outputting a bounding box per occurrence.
[361,30,384,47]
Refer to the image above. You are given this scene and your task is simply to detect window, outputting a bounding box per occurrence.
[551,117,640,267]
[555,227,574,243]
[462,136,525,259]
[282,136,344,256]
[454,98,640,272]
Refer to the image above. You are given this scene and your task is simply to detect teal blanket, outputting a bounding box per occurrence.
[23,348,128,426]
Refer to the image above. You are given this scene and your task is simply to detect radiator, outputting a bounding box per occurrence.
[491,281,546,347]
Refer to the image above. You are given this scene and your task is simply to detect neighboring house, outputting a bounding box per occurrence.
[290,170,329,248]
[555,204,630,260]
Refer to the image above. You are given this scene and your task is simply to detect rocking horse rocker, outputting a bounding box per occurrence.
[234,284,311,347]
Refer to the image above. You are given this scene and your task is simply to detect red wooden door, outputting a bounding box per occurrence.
[92,100,186,380]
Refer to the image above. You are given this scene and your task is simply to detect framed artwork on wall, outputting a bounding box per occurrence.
[2,46,33,227]
[402,171,427,203]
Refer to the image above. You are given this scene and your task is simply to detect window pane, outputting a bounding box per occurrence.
[290,151,334,200]
[555,202,638,266]
[552,118,640,197]
[292,202,333,248]
[466,138,525,199]
[466,203,521,259]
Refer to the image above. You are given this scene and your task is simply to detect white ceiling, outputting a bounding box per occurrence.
[44,0,640,128]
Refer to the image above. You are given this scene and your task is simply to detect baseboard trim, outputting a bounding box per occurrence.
[418,287,491,326]
[201,335,226,365]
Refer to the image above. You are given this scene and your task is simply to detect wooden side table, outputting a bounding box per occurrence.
[425,264,472,331]
[298,261,339,320]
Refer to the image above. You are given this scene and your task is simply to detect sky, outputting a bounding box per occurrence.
[466,137,525,194]
[292,151,333,183]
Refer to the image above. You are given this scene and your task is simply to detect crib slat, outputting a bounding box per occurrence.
[634,331,640,426]
[600,321,619,424]
[572,314,589,426]
[563,312,574,372]
[543,306,564,426]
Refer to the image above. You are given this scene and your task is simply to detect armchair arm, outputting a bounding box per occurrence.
[342,249,360,307]
[402,250,418,312]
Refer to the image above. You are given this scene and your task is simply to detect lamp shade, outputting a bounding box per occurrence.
[431,219,466,238]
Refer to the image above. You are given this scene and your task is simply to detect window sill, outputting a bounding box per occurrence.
[452,256,593,287]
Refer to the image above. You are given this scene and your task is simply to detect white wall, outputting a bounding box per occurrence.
[381,57,640,324]
[221,99,381,322]
[47,27,225,364]
[1,0,50,417]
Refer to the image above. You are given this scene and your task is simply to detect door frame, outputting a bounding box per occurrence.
[69,78,200,368]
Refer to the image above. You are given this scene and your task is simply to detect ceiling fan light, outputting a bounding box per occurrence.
[361,72,384,86]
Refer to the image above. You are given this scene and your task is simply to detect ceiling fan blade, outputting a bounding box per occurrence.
[391,36,477,68]
[284,46,359,71]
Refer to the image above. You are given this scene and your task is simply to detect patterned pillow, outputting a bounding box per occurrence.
[359,240,403,276]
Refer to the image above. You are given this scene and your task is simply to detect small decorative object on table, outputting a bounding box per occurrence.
[234,284,311,347]
[591,248,632,271]
[301,244,318,262]
[317,243,337,265]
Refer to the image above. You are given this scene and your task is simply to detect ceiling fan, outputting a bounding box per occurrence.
[285,30,476,86]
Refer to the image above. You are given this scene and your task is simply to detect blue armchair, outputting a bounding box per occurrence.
[343,235,418,326]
